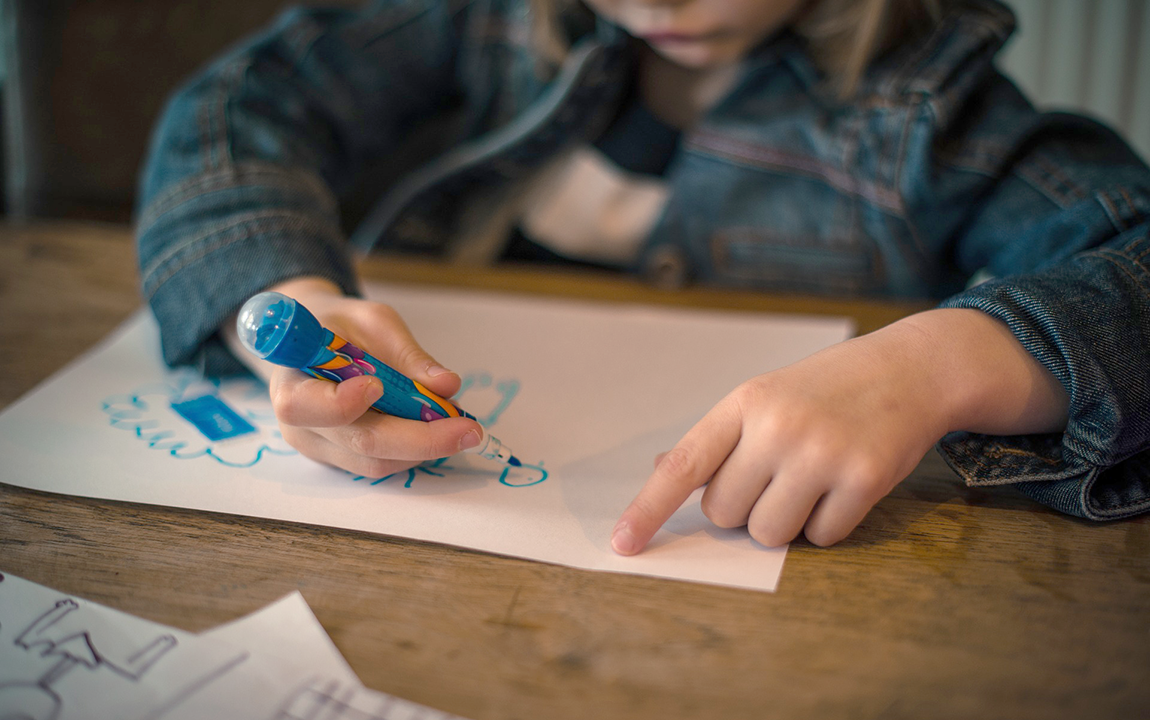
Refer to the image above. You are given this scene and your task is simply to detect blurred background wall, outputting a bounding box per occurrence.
[0,0,360,222]
[998,0,1150,166]
[0,0,1147,223]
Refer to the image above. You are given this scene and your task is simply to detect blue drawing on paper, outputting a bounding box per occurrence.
[101,370,295,468]
[101,368,545,487]
[352,372,548,489]
[455,373,520,425]
[170,395,258,442]
[362,457,548,489]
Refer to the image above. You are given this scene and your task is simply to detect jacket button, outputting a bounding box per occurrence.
[643,245,692,290]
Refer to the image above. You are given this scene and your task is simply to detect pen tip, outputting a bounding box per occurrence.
[507,456,522,467]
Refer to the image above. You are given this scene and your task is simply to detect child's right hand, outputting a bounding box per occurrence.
[228,276,485,478]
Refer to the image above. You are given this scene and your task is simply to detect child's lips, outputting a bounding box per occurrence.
[642,32,703,44]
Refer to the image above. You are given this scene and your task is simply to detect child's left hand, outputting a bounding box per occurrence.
[610,309,1071,553]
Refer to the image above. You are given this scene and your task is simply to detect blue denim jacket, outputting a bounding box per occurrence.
[137,0,1150,521]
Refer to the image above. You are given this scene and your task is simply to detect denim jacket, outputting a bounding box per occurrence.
[137,0,1150,521]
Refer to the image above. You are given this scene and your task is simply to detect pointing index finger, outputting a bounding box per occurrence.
[611,403,742,555]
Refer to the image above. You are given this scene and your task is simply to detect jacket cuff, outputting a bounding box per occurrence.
[935,227,1150,519]
[139,171,359,375]
[938,432,1150,520]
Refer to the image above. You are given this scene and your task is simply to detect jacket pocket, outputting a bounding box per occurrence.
[710,226,882,295]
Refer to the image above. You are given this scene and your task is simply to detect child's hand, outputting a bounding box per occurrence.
[610,309,1071,554]
[227,277,484,478]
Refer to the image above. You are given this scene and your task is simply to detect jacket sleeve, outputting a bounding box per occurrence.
[136,0,469,375]
[902,70,1150,520]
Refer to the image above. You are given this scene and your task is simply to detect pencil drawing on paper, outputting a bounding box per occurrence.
[274,676,460,720]
[0,573,178,720]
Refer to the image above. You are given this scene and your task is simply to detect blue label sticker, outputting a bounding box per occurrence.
[171,395,258,442]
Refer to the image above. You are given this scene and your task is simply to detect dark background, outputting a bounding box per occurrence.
[0,0,360,222]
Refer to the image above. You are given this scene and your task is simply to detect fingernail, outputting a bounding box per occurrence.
[426,362,453,378]
[363,377,384,403]
[611,521,638,555]
[459,429,481,451]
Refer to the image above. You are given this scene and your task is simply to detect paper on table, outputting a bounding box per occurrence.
[169,591,465,720]
[0,571,470,720]
[196,592,356,681]
[0,570,247,720]
[0,284,853,592]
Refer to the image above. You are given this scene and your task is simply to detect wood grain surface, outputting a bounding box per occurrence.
[1,221,1147,720]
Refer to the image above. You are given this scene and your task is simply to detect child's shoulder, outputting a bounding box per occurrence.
[854,0,1016,104]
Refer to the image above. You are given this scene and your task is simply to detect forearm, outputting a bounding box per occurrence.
[137,3,466,373]
[890,308,1070,437]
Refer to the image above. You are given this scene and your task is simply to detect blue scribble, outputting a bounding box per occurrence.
[499,461,547,487]
[101,371,296,468]
[103,368,546,487]
[455,373,520,426]
[345,372,544,489]
[363,457,450,488]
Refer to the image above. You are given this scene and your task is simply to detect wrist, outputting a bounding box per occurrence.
[224,276,349,381]
[892,309,1069,436]
[267,276,346,304]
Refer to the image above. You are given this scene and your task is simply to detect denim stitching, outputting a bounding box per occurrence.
[1097,192,1129,232]
[886,5,966,96]
[215,59,246,169]
[684,131,902,212]
[1105,188,1134,226]
[1029,153,1089,205]
[985,443,1063,466]
[940,442,1027,487]
[141,210,342,297]
[197,98,213,171]
[141,209,293,290]
[137,165,337,232]
[207,69,223,169]
[1116,187,1149,226]
[356,0,475,49]
[902,13,1008,97]
[1015,163,1078,209]
[1096,247,1150,290]
[933,137,1015,177]
[893,99,929,260]
[710,221,881,291]
[1127,235,1150,264]
[940,439,1081,488]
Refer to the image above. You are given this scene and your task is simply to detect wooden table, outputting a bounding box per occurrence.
[2,221,1147,720]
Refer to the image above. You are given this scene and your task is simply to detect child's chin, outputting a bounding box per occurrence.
[648,40,741,70]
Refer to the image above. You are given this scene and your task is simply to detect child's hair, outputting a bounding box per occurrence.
[528,0,949,96]
[793,0,947,94]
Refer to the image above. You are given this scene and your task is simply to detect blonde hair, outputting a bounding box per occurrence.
[527,0,948,96]
[793,0,947,95]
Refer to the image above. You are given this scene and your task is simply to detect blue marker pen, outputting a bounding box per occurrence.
[236,291,521,467]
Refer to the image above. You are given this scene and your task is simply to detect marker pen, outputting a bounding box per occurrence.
[236,291,521,467]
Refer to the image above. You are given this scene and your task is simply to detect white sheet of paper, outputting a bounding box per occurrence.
[196,591,357,682]
[0,284,853,592]
[0,571,469,720]
[168,591,466,720]
[0,570,248,720]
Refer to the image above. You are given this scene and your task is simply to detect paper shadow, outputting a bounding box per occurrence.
[554,415,765,553]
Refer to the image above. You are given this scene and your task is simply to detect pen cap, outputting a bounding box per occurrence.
[236,291,325,368]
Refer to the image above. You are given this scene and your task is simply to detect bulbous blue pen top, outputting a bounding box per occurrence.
[235,291,325,368]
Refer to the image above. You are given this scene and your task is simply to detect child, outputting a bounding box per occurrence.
[136,0,1150,555]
